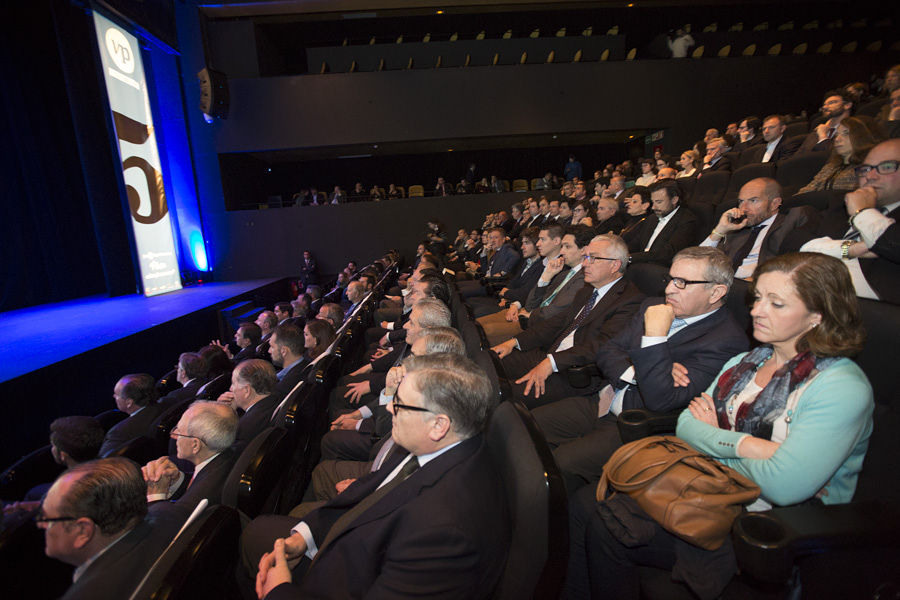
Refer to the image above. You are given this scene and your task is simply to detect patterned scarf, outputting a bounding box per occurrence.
[711,345,838,440]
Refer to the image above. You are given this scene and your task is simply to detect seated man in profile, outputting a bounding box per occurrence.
[37,457,187,600]
[533,247,748,493]
[491,234,644,410]
[243,353,510,600]
[218,359,280,450]
[99,373,162,457]
[3,416,106,512]
[141,401,238,509]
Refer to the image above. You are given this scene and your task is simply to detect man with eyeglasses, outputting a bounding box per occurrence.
[491,234,644,409]
[244,353,510,600]
[37,457,187,600]
[141,401,238,508]
[532,246,749,494]
[799,138,900,304]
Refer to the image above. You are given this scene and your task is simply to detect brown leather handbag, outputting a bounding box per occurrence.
[597,435,761,550]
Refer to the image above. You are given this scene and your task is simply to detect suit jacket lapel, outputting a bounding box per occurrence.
[316,437,481,552]
[580,278,626,328]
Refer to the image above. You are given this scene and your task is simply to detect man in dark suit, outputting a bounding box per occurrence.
[38,458,189,600]
[158,352,208,411]
[524,197,545,228]
[467,226,543,318]
[266,323,312,407]
[701,178,818,279]
[628,179,699,266]
[99,374,162,457]
[231,323,262,364]
[219,359,280,449]
[213,322,261,366]
[255,310,278,358]
[700,137,732,174]
[533,247,749,493]
[594,196,625,235]
[798,138,900,304]
[460,227,521,297]
[732,116,764,154]
[758,114,802,163]
[492,234,644,409]
[479,224,592,346]
[142,401,238,509]
[245,353,510,600]
[797,89,853,155]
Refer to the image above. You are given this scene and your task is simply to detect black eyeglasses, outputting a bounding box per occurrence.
[581,254,620,265]
[390,390,436,415]
[854,160,899,178]
[34,509,79,526]
[664,275,712,289]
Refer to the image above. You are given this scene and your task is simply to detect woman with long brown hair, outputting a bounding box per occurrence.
[798,115,884,193]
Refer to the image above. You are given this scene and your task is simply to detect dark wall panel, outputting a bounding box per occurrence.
[217,192,533,280]
[215,53,889,157]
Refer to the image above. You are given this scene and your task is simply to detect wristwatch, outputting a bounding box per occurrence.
[840,239,853,260]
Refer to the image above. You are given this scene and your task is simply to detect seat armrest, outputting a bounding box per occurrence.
[615,409,679,443]
[565,364,600,389]
[732,500,900,584]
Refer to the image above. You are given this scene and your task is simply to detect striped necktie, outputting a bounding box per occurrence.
[541,268,577,307]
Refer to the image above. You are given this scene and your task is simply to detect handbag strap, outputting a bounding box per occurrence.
[603,436,705,492]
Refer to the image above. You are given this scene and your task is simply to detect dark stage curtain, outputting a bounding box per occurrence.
[1,1,136,313]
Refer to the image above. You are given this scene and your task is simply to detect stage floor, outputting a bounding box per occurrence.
[1,279,280,383]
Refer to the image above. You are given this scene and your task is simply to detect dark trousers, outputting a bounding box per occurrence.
[565,485,680,600]
[501,349,601,410]
[532,395,623,494]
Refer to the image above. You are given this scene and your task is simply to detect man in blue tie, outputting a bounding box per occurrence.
[532,246,749,494]
[491,234,644,409]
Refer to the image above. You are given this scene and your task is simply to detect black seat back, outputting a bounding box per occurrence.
[129,505,242,600]
[105,436,165,465]
[723,162,777,205]
[195,373,230,401]
[0,445,63,501]
[485,400,567,600]
[222,427,293,518]
[94,409,128,432]
[776,152,829,199]
[690,171,731,206]
[625,263,668,297]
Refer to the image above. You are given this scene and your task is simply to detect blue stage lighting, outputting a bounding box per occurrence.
[190,230,209,271]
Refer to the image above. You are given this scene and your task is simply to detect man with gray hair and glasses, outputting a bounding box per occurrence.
[492,234,644,409]
[141,401,238,508]
[533,246,749,494]
[244,353,510,600]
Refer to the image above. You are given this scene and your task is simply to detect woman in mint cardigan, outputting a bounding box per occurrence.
[584,252,874,599]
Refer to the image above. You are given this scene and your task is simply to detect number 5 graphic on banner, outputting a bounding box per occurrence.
[113,110,168,225]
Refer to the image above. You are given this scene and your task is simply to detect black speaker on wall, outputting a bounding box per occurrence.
[198,67,229,119]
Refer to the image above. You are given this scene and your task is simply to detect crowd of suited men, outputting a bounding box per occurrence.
[3,63,900,599]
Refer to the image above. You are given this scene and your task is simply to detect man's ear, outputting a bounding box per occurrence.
[428,414,452,442]
[72,519,96,549]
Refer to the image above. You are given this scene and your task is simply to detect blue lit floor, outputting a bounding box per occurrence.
[0,280,279,383]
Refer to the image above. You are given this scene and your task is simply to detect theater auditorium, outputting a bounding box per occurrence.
[2,0,899,598]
